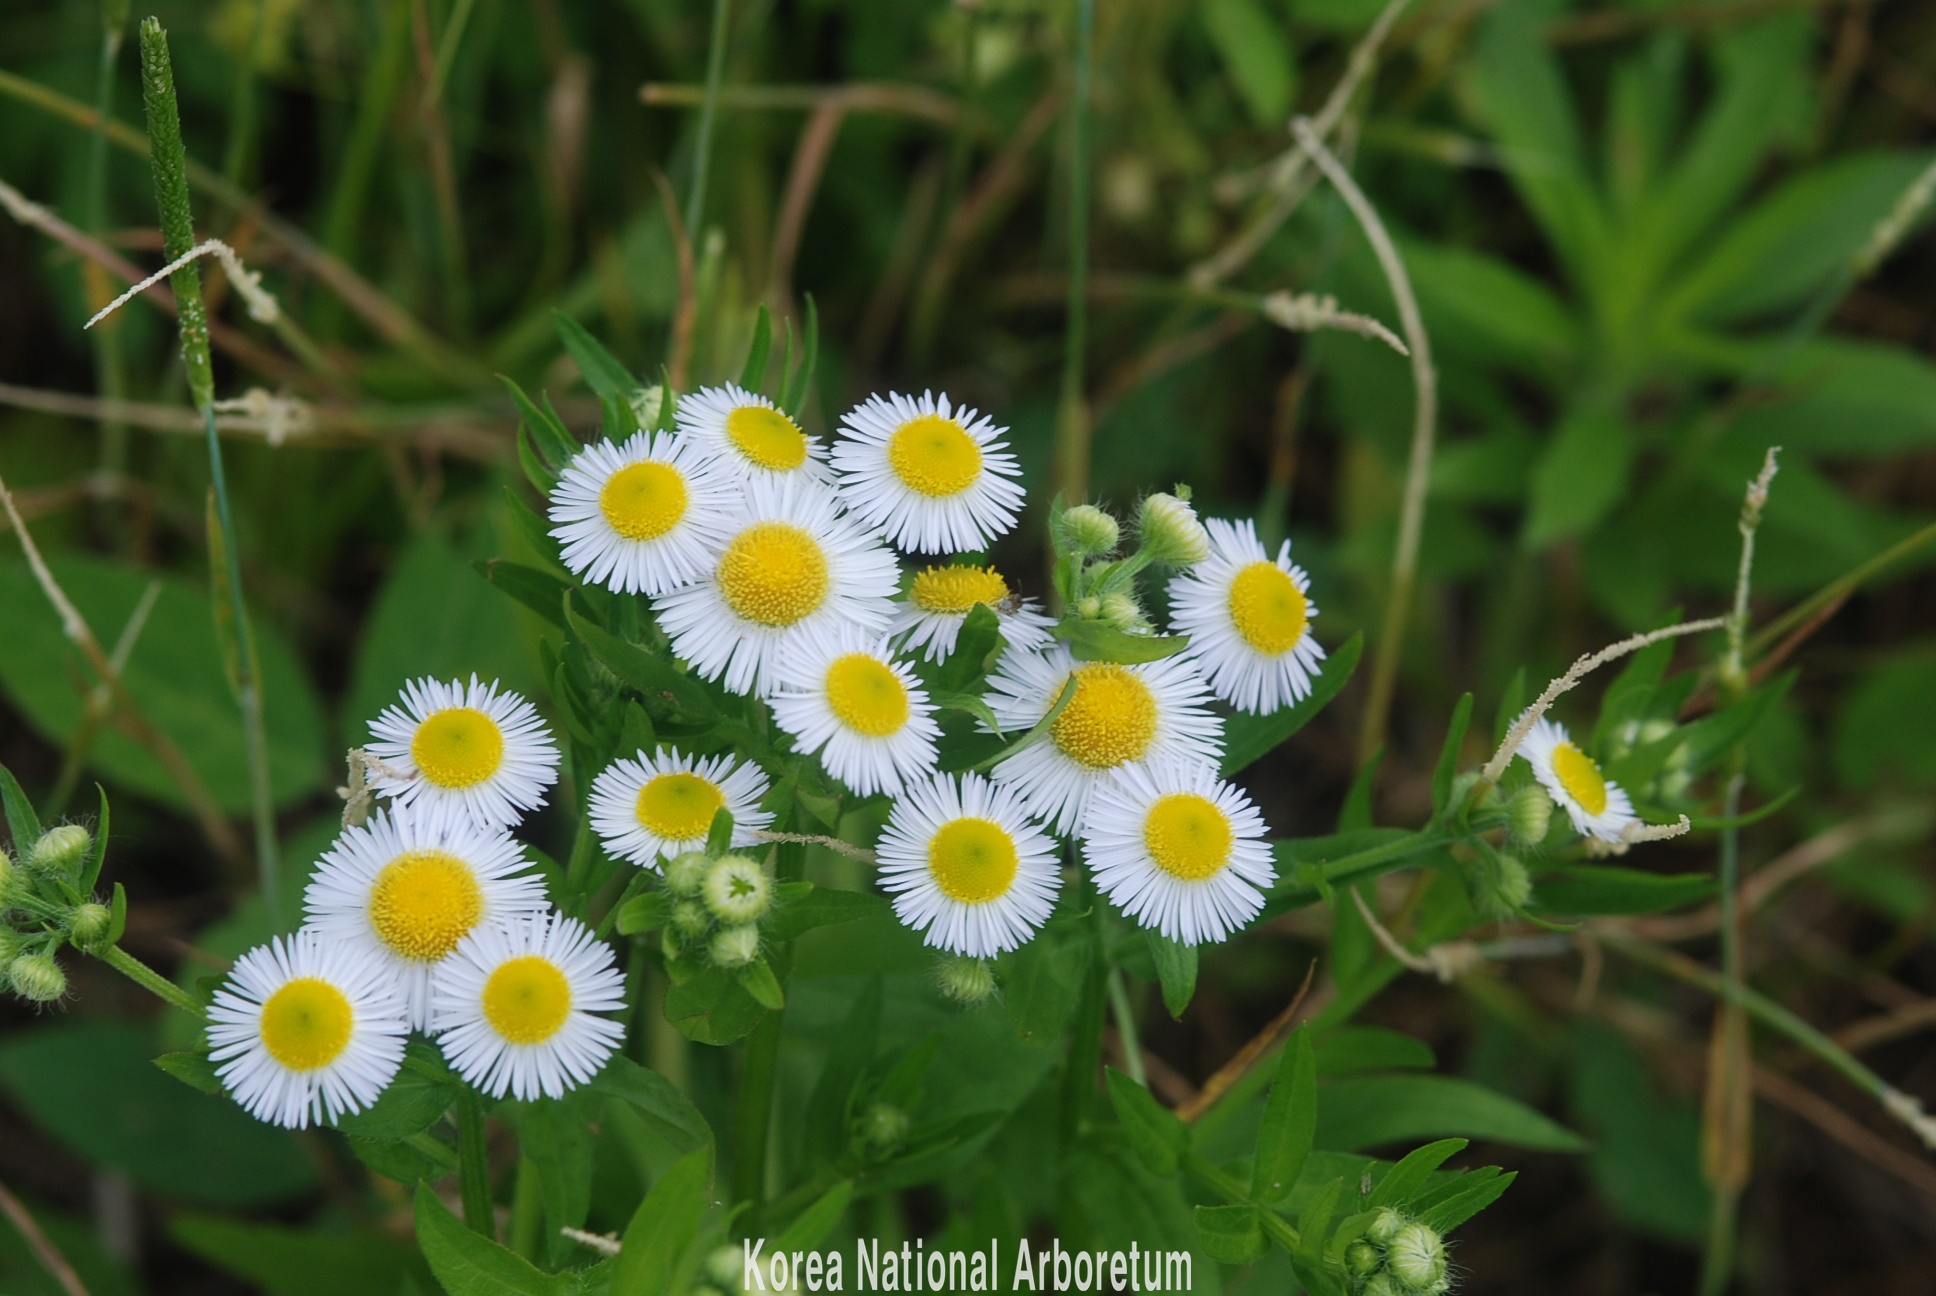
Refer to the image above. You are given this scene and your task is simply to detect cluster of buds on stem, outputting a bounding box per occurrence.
[660,848,775,970]
[1344,1209,1452,1296]
[1,822,115,1007]
[1050,487,1211,634]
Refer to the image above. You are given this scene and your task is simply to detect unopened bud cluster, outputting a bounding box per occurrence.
[660,849,775,970]
[1,823,110,1007]
[1051,489,1210,635]
[1346,1209,1451,1296]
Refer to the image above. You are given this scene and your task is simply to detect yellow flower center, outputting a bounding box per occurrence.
[717,522,831,627]
[1552,742,1609,817]
[887,414,982,497]
[368,850,485,962]
[258,978,355,1072]
[823,653,911,736]
[634,772,724,842]
[1050,664,1158,769]
[927,817,1019,903]
[598,460,689,540]
[411,707,505,789]
[1227,561,1309,655]
[482,955,573,1045]
[726,405,809,471]
[1143,793,1234,881]
[909,564,1010,614]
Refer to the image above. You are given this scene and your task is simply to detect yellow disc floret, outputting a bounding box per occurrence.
[726,405,809,471]
[824,653,911,736]
[635,773,725,842]
[1050,664,1158,769]
[887,414,982,497]
[482,955,573,1045]
[909,564,1011,614]
[1143,793,1234,881]
[368,850,485,962]
[927,818,1019,903]
[598,461,689,540]
[716,522,831,627]
[411,707,506,789]
[1551,742,1609,817]
[1227,562,1309,655]
[259,978,355,1071]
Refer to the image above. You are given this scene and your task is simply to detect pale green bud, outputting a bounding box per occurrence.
[706,1244,744,1288]
[664,851,711,897]
[1098,591,1150,633]
[672,900,713,938]
[936,955,996,1004]
[1360,1276,1402,1296]
[1486,855,1532,916]
[1137,492,1210,566]
[1507,785,1553,850]
[1344,1240,1381,1278]
[1366,1207,1406,1246]
[702,855,771,925]
[68,903,113,952]
[1059,504,1119,556]
[1074,594,1103,620]
[10,952,66,1003]
[710,924,761,969]
[630,385,666,433]
[29,825,91,878]
[859,1102,910,1152]
[1386,1222,1448,1294]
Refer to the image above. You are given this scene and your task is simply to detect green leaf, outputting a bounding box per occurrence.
[773,1181,853,1252]
[765,883,890,942]
[740,305,773,391]
[1295,1176,1344,1263]
[1105,1067,1188,1176]
[616,891,670,935]
[499,375,579,476]
[0,763,42,854]
[1416,1169,1518,1233]
[1431,693,1473,817]
[174,1213,431,1296]
[1734,339,1936,457]
[565,592,715,719]
[107,880,127,945]
[555,312,641,401]
[706,807,735,857]
[934,604,1005,695]
[1003,920,1090,1044]
[514,1093,597,1267]
[79,785,109,892]
[804,978,880,1165]
[349,1131,458,1185]
[1366,1138,1467,1211]
[153,1049,223,1096]
[1525,408,1634,548]
[416,1183,569,1296]
[737,957,786,1010]
[1052,619,1190,664]
[783,294,819,416]
[1534,866,1712,916]
[336,1039,461,1141]
[1194,1204,1269,1265]
[1201,0,1294,127]
[1314,1026,1434,1077]
[0,557,327,812]
[1147,931,1198,1019]
[1220,632,1363,776]
[477,560,572,632]
[589,1056,712,1154]
[663,965,768,1045]
[1317,1075,1587,1153]
[1250,1027,1316,1204]
[611,1146,713,1296]
[1402,240,1581,375]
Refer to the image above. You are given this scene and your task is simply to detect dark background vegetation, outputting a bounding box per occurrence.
[2,0,1935,1291]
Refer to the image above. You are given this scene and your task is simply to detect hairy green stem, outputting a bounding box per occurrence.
[509,1155,542,1260]
[685,0,733,239]
[1051,0,1097,504]
[98,945,205,1020]
[734,1009,784,1218]
[456,1089,495,1237]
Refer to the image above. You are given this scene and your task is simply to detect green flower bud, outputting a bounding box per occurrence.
[664,851,712,897]
[1074,594,1103,620]
[29,825,91,878]
[10,952,66,1003]
[1366,1207,1406,1246]
[1490,855,1531,913]
[936,955,996,1004]
[672,900,713,937]
[0,848,14,901]
[1507,785,1553,850]
[1137,492,1210,566]
[1098,591,1150,633]
[1360,1276,1402,1296]
[710,924,761,969]
[1386,1222,1448,1294]
[706,1244,744,1288]
[1058,504,1120,556]
[858,1101,910,1152]
[69,903,113,952]
[702,855,771,925]
[1345,1240,1382,1278]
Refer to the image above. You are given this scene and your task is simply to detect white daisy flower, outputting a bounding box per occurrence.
[366,676,561,832]
[1167,518,1325,715]
[1517,718,1638,844]
[889,563,1054,663]
[429,912,626,1101]
[674,383,825,481]
[588,748,774,868]
[301,807,551,1029]
[983,646,1223,834]
[830,390,1025,553]
[1082,758,1275,946]
[546,430,732,596]
[875,772,1062,958]
[769,626,941,797]
[206,931,408,1130]
[652,477,900,696]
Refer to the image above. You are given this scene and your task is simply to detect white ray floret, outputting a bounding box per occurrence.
[1517,718,1639,844]
[429,912,627,1101]
[830,390,1025,553]
[889,562,1054,663]
[366,675,560,832]
[875,771,1062,958]
[206,931,409,1129]
[982,645,1223,834]
[1083,758,1275,946]
[1168,517,1326,714]
[588,747,774,868]
[301,806,550,1029]
[546,430,733,596]
[770,626,940,798]
[653,477,900,696]
[674,383,826,481]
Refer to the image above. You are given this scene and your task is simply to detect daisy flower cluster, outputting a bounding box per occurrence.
[205,675,631,1129]
[551,382,1335,967]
